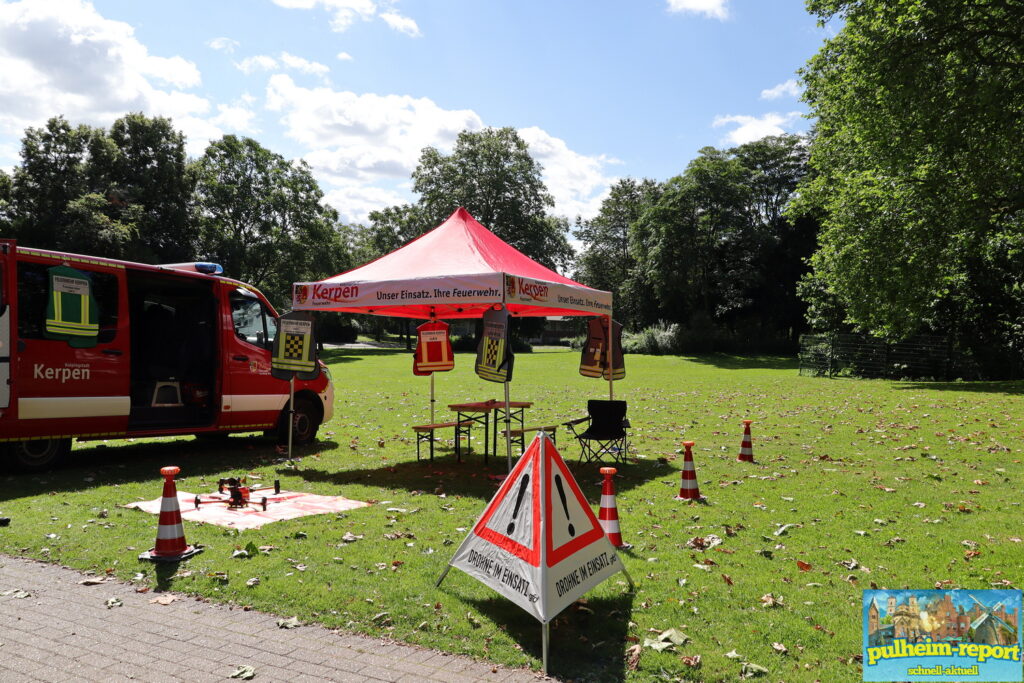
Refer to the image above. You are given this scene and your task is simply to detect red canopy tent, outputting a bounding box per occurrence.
[292,207,616,468]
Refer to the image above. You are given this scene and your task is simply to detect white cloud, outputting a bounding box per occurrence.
[264,76,613,220]
[0,0,217,144]
[266,74,483,183]
[323,181,410,224]
[280,51,330,77]
[207,36,239,53]
[666,0,728,20]
[235,53,330,80]
[518,127,618,220]
[760,78,801,100]
[210,102,259,134]
[271,0,376,32]
[235,55,279,74]
[270,0,422,36]
[379,11,420,37]
[712,111,803,145]
[140,55,201,88]
[336,51,354,61]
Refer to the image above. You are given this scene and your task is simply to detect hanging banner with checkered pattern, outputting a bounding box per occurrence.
[475,306,514,383]
[271,311,320,381]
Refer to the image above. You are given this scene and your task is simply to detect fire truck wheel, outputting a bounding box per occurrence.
[7,438,71,472]
[280,397,320,445]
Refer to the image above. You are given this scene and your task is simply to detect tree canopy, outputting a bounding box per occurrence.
[4,114,195,261]
[571,136,813,347]
[192,135,351,307]
[798,0,1024,364]
[409,127,574,272]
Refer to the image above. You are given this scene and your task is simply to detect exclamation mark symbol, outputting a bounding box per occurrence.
[554,474,575,537]
[506,474,530,535]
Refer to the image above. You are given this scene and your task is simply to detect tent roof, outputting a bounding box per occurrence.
[293,208,612,319]
[345,207,581,285]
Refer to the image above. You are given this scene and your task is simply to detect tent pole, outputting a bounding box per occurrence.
[287,374,295,467]
[606,313,614,401]
[542,621,549,674]
[430,373,435,425]
[504,381,513,473]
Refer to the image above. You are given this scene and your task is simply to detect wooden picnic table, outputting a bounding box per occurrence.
[447,399,533,464]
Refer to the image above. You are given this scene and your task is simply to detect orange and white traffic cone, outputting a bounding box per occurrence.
[675,441,702,501]
[139,466,203,562]
[738,420,755,462]
[598,467,631,549]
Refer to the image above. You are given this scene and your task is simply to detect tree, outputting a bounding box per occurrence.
[628,148,754,328]
[412,127,574,272]
[4,114,193,261]
[799,0,1024,367]
[192,135,350,308]
[362,203,431,261]
[734,135,816,339]
[574,178,662,329]
[107,113,194,262]
[0,169,11,232]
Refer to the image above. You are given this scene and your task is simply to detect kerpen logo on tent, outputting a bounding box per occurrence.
[516,278,549,302]
[505,274,516,299]
[312,283,360,303]
[294,285,310,305]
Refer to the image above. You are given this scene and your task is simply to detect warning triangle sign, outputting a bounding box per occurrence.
[445,432,628,623]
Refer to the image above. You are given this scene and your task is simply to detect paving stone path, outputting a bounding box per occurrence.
[0,555,544,682]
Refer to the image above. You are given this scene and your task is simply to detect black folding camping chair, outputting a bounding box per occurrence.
[563,399,630,464]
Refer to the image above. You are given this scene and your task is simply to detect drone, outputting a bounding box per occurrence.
[194,477,281,512]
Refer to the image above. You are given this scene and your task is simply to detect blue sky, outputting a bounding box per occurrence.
[0,0,829,224]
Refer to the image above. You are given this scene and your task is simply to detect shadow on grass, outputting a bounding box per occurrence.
[0,435,331,498]
[681,353,799,371]
[293,451,669,502]
[457,592,636,682]
[319,347,410,364]
[891,380,1024,395]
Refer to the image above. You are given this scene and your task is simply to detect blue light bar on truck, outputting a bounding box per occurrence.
[159,262,225,275]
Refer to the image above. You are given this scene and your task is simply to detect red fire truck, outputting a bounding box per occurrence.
[0,241,334,471]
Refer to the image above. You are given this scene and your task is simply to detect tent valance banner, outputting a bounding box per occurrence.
[475,306,514,383]
[579,318,625,380]
[271,311,320,381]
[413,320,454,376]
[442,432,629,624]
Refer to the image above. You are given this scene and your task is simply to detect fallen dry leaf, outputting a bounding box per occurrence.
[625,644,642,671]
[149,594,180,605]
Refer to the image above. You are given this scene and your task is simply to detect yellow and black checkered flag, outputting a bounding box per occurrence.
[272,311,319,381]
[475,306,514,383]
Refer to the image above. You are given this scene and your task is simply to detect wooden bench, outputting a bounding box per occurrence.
[412,420,473,462]
[499,425,558,454]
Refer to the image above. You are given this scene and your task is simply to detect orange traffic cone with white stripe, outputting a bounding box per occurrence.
[675,441,702,501]
[139,466,203,562]
[598,467,631,549]
[738,420,755,462]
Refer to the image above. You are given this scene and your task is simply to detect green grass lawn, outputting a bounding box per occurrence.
[2,348,1022,682]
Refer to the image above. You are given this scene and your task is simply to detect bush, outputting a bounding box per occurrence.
[622,321,682,355]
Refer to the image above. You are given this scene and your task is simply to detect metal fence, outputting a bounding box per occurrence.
[799,333,952,379]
